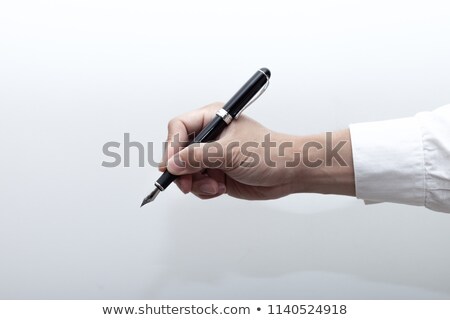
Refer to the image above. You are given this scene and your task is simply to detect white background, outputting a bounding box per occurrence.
[0,0,449,299]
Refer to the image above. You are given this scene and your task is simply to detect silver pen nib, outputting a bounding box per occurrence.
[140,187,161,207]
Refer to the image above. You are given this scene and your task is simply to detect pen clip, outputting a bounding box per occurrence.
[235,69,270,119]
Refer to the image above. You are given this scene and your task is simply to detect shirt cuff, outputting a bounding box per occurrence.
[349,116,425,207]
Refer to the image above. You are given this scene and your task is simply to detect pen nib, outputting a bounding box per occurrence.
[140,187,161,207]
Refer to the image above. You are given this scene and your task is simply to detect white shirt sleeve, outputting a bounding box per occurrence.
[349,105,450,213]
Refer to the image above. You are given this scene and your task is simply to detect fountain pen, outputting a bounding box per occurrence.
[141,68,271,207]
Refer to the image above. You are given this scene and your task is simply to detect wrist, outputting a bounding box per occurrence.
[290,129,355,196]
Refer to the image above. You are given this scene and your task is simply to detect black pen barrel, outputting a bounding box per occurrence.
[223,68,270,118]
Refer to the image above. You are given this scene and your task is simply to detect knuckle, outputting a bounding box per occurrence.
[167,117,180,130]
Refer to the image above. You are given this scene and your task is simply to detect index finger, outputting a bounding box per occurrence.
[159,102,224,171]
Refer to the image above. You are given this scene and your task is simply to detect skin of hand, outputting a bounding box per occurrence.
[159,103,355,200]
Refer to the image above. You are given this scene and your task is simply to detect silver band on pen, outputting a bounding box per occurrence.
[216,108,233,124]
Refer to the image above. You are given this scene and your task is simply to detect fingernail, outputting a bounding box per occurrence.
[218,183,226,194]
[199,184,215,195]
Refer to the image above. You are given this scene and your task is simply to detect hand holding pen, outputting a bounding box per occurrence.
[141,67,356,207]
[141,68,271,205]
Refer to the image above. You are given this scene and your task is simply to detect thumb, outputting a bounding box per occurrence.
[166,141,232,175]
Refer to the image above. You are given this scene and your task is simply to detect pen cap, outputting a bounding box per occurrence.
[223,68,270,118]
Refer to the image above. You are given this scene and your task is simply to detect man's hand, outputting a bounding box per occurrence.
[160,102,355,200]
